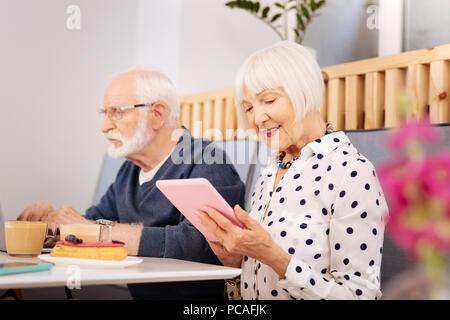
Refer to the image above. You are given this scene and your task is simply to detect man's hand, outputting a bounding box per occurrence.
[17,202,54,221]
[43,205,92,224]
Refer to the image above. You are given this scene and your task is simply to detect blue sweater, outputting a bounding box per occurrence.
[85,128,246,299]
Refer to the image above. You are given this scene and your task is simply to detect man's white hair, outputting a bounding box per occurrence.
[234,41,324,129]
[114,67,180,125]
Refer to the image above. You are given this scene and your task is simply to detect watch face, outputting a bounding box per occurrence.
[96,219,114,226]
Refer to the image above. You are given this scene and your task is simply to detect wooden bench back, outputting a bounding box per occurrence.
[180,44,450,140]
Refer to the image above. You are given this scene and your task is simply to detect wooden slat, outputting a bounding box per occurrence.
[224,97,237,139]
[407,64,430,120]
[202,100,214,140]
[180,87,234,104]
[345,75,364,130]
[321,81,328,122]
[322,44,450,80]
[180,103,192,131]
[364,72,385,129]
[213,98,225,141]
[385,68,406,127]
[191,102,203,138]
[429,60,450,123]
[327,78,345,130]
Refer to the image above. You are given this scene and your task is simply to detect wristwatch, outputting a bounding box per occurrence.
[95,219,115,242]
[95,219,116,227]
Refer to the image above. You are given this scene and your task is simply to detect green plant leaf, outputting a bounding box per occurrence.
[310,0,317,11]
[296,13,306,31]
[316,0,326,9]
[253,2,260,13]
[271,13,282,22]
[225,0,254,12]
[288,4,298,11]
[225,1,237,8]
[275,2,285,9]
[262,6,270,18]
[301,4,311,21]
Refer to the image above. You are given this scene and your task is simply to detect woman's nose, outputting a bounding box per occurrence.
[253,108,269,127]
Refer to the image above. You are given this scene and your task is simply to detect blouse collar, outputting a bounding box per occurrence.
[265,131,351,171]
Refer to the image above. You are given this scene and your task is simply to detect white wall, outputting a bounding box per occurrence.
[177,0,279,95]
[0,0,138,219]
[176,0,378,95]
[303,0,379,66]
[405,0,450,51]
[135,0,182,86]
[378,0,404,56]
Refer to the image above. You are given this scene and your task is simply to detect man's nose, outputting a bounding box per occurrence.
[101,116,115,134]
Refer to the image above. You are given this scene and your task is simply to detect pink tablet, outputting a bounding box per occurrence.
[156,178,244,242]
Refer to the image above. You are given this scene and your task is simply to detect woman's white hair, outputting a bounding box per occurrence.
[114,67,180,125]
[234,41,324,129]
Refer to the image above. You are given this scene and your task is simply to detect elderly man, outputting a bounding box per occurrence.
[18,68,246,300]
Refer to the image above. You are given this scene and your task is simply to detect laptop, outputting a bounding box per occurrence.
[0,203,52,253]
[0,202,6,252]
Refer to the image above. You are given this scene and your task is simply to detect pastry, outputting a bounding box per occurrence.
[50,235,127,260]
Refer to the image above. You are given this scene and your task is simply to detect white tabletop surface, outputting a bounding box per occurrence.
[0,252,241,289]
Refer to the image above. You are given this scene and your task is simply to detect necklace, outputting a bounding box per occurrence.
[277,123,335,170]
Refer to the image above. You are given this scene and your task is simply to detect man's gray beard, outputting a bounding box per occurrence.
[106,114,154,159]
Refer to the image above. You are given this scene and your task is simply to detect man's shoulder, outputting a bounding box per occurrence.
[114,159,140,182]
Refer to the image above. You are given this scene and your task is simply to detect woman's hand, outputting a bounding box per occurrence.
[197,204,291,277]
[207,240,242,268]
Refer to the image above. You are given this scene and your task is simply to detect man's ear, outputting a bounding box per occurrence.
[148,102,168,130]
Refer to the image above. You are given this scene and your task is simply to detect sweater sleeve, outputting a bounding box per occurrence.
[85,183,120,221]
[137,160,246,262]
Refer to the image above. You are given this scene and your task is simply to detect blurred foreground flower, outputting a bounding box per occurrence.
[378,117,449,299]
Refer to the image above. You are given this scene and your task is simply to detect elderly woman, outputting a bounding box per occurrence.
[198,41,388,300]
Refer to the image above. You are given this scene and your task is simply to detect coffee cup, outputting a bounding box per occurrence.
[4,221,48,257]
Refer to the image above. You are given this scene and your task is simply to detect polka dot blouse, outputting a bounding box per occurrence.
[239,131,389,300]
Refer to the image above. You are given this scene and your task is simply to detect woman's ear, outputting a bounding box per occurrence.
[148,102,168,130]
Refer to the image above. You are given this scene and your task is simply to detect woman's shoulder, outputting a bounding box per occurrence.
[326,136,377,174]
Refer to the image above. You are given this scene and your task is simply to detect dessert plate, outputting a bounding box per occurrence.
[38,254,143,268]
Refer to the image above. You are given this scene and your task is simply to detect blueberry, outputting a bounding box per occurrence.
[65,234,76,242]
[66,234,83,244]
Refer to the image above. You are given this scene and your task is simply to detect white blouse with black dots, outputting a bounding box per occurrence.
[240,131,389,300]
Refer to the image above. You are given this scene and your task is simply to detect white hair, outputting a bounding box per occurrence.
[114,67,180,125]
[234,41,324,129]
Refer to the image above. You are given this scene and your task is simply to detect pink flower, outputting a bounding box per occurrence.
[378,119,450,255]
[386,118,441,151]
[420,151,450,203]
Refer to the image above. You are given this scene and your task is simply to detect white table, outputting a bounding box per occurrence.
[0,252,241,289]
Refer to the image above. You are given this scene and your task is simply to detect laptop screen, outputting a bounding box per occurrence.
[0,203,7,251]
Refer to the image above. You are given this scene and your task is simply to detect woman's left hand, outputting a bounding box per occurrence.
[197,204,290,276]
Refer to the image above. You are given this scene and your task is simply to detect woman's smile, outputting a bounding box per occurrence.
[261,125,281,138]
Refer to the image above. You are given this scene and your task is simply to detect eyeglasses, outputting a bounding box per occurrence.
[99,104,152,121]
